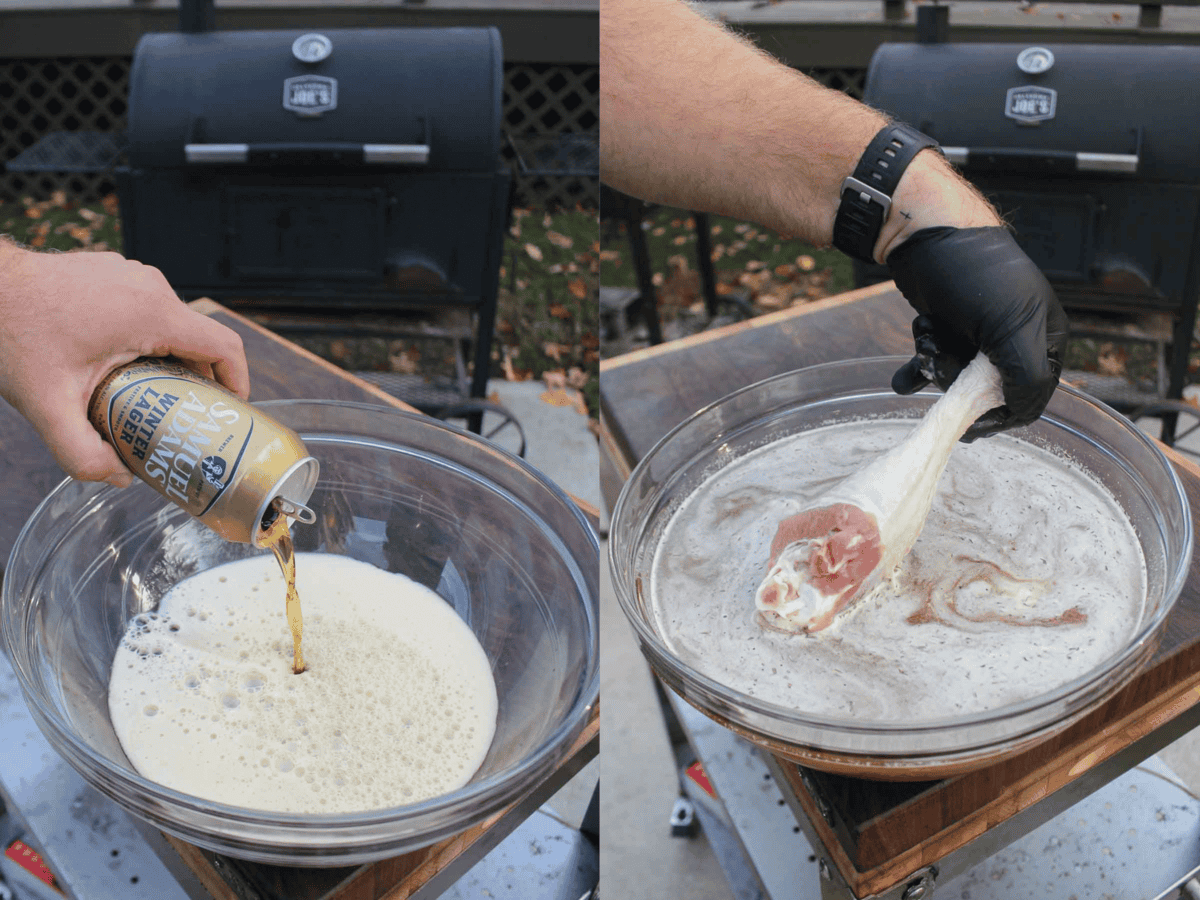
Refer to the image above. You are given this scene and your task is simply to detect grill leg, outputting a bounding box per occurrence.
[692,212,720,319]
[626,208,664,345]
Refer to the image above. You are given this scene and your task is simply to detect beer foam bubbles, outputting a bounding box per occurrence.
[108,554,497,813]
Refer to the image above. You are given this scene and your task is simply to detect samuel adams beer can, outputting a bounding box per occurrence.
[87,357,319,545]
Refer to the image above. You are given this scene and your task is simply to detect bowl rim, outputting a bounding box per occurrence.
[608,356,1193,746]
[3,399,600,845]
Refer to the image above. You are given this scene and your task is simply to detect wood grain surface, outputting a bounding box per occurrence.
[598,280,915,483]
[599,283,1200,894]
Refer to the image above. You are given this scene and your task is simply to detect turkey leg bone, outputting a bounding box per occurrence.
[755,354,1006,633]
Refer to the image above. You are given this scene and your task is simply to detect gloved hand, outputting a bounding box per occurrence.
[885,225,1068,440]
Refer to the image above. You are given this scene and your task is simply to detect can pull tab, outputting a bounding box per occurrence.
[272,497,317,525]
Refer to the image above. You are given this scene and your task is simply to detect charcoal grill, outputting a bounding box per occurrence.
[859,41,1200,441]
[112,25,510,413]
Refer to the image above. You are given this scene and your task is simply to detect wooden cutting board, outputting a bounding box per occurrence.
[600,280,1200,897]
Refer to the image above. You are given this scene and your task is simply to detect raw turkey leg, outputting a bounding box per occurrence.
[755,354,1005,633]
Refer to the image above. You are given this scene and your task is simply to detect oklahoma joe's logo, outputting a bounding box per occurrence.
[1005,86,1057,124]
[283,75,338,117]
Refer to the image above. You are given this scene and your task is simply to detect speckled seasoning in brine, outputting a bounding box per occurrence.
[649,420,1147,722]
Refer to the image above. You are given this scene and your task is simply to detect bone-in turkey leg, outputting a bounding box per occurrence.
[755,354,1005,633]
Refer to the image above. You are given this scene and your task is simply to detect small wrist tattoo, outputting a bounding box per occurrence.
[899,210,913,221]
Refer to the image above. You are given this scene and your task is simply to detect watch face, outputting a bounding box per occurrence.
[292,33,333,64]
[1017,46,1055,75]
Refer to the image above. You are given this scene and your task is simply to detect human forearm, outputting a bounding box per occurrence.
[600,0,998,260]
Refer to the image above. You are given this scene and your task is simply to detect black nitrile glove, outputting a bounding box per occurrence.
[886,226,1069,440]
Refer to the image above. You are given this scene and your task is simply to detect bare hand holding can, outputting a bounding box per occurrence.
[0,239,249,486]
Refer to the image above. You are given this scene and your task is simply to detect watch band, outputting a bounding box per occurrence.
[832,122,939,263]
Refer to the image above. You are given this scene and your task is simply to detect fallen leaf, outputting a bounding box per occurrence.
[509,224,522,239]
[24,207,41,219]
[69,225,93,244]
[548,303,571,319]
[652,226,666,237]
[599,250,620,261]
[543,341,567,361]
[544,370,567,391]
[716,283,734,296]
[775,264,796,278]
[797,255,816,271]
[50,189,68,208]
[566,367,589,390]
[652,272,665,287]
[745,260,766,272]
[101,194,119,215]
[496,319,515,335]
[524,243,543,262]
[78,208,101,223]
[90,242,110,252]
[29,233,46,247]
[581,332,599,350]
[547,230,574,249]
[757,293,788,311]
[502,348,533,382]
[542,212,553,228]
[711,225,722,236]
[666,254,689,272]
[734,223,750,234]
[1097,344,1128,377]
[672,235,688,246]
[671,218,683,228]
[540,387,582,409]
[547,263,565,274]
[568,279,588,299]
[389,351,420,374]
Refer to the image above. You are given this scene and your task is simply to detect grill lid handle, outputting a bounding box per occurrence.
[941,146,1139,175]
[184,143,431,165]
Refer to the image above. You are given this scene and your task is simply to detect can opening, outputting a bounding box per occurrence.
[260,496,317,533]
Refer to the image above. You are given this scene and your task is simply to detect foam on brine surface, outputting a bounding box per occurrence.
[650,420,1148,722]
[109,553,497,813]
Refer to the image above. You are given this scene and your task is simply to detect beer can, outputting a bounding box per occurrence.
[87,357,319,546]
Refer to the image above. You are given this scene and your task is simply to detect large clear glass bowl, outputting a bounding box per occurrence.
[609,358,1192,779]
[3,401,598,865]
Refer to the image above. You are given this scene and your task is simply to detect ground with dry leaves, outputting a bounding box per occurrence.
[599,204,854,338]
[599,203,1196,405]
[0,194,600,420]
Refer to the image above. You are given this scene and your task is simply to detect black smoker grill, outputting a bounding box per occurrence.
[860,42,1200,441]
[116,24,510,411]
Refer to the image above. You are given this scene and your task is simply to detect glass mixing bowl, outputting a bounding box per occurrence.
[3,401,598,865]
[609,358,1192,779]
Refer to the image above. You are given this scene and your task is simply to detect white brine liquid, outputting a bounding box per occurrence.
[109,554,498,813]
[650,421,1148,721]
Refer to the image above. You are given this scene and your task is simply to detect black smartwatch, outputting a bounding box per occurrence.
[832,122,940,264]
